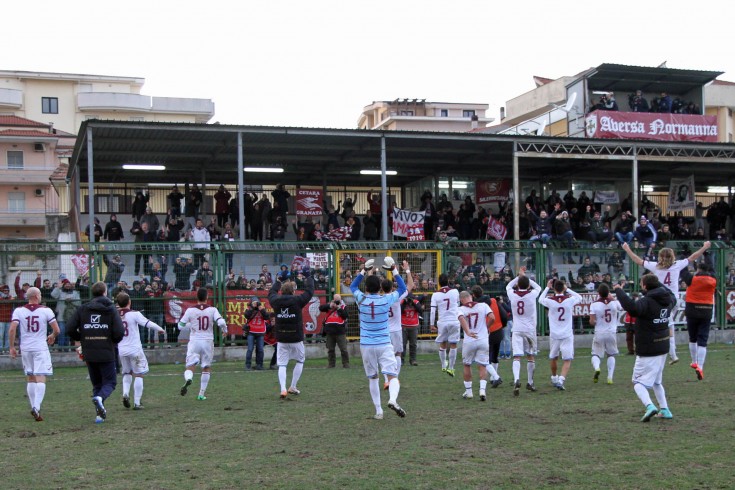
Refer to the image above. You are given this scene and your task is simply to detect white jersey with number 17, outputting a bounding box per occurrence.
[505,276,542,334]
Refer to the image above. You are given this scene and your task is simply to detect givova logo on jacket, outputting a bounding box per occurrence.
[653,309,669,324]
[278,308,296,319]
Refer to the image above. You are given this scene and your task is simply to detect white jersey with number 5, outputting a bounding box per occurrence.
[458,302,490,344]
[11,304,57,352]
[118,308,162,356]
[505,277,542,334]
[431,287,460,327]
[539,288,582,340]
[178,304,226,341]
[642,259,688,294]
[589,298,622,336]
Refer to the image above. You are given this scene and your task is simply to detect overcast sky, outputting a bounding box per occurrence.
[6,0,735,128]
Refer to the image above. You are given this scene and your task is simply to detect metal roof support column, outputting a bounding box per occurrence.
[380,136,389,241]
[512,142,520,244]
[201,168,207,216]
[237,132,245,241]
[632,146,639,219]
[86,127,95,247]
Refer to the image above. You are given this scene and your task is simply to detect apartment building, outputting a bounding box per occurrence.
[358,99,493,132]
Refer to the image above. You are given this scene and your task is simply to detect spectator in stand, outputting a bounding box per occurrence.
[195,261,214,289]
[347,215,361,241]
[102,254,125,292]
[578,257,600,278]
[693,226,706,241]
[140,206,160,235]
[324,201,341,230]
[85,218,102,243]
[258,194,272,239]
[607,251,624,277]
[51,279,80,348]
[271,184,290,222]
[586,205,613,248]
[320,294,350,368]
[628,90,650,112]
[657,223,673,248]
[420,190,437,241]
[527,202,559,248]
[188,218,210,270]
[239,192,253,238]
[167,185,184,217]
[363,210,379,240]
[131,190,149,222]
[173,257,195,291]
[184,184,202,232]
[634,216,657,256]
[656,92,673,113]
[682,102,700,115]
[614,210,637,246]
[270,215,287,263]
[0,284,13,353]
[145,280,166,346]
[524,189,541,213]
[103,214,124,243]
[340,194,357,224]
[367,190,382,236]
[14,271,40,301]
[259,265,273,284]
[228,195,239,229]
[249,201,263,241]
[39,277,56,313]
[136,222,158,276]
[562,190,577,212]
[206,216,221,242]
[601,92,619,111]
[213,185,231,228]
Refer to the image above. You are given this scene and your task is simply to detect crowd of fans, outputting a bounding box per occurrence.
[588,90,702,115]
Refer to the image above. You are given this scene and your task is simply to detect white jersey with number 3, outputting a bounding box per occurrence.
[643,259,689,294]
[589,298,622,336]
[388,291,408,333]
[505,277,542,334]
[118,308,162,356]
[431,287,460,327]
[178,304,226,341]
[12,304,56,352]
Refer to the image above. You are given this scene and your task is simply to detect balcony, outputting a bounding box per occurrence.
[0,209,50,227]
[0,88,23,109]
[78,92,214,119]
[0,166,58,185]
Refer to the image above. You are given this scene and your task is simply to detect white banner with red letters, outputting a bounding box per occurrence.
[392,208,425,238]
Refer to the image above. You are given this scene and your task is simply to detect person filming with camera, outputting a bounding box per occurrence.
[244,297,270,370]
[319,294,349,368]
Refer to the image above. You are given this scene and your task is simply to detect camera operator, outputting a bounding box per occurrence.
[628,90,650,112]
[244,297,269,370]
[319,294,349,368]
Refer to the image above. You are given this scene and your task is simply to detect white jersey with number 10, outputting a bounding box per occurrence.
[178,304,226,341]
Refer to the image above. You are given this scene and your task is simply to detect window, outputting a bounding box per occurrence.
[463,110,475,118]
[399,110,414,116]
[7,150,23,169]
[129,116,145,122]
[42,97,59,114]
[440,109,448,117]
[8,192,25,213]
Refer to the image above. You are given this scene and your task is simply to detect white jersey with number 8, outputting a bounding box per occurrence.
[505,277,542,334]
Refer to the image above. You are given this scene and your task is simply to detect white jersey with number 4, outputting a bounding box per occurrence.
[539,288,582,340]
[118,308,163,356]
[12,304,57,352]
[458,302,490,343]
[589,298,622,336]
[431,287,460,327]
[505,277,542,334]
[178,304,226,341]
[642,259,689,294]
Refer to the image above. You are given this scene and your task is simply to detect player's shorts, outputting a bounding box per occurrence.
[186,339,214,368]
[591,333,619,358]
[435,322,461,344]
[632,354,667,388]
[389,331,403,354]
[120,348,150,375]
[360,344,398,378]
[462,340,490,366]
[21,349,53,376]
[277,342,305,366]
[549,336,574,361]
[511,330,537,357]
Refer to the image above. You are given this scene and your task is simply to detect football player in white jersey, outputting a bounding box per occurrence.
[589,283,622,384]
[430,273,460,377]
[9,287,59,422]
[622,241,710,363]
[539,279,582,391]
[382,266,413,389]
[505,267,542,396]
[457,291,499,401]
[116,292,165,409]
[177,288,228,400]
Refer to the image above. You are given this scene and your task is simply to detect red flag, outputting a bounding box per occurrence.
[486,216,507,240]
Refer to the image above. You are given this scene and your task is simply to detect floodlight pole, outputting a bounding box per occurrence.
[380,136,389,241]
[632,146,639,219]
[512,141,520,246]
[86,127,95,246]
[237,132,245,240]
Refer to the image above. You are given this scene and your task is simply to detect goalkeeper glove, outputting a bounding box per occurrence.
[382,256,395,271]
[364,259,375,271]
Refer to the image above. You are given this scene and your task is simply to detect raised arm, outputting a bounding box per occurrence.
[621,242,644,266]
[687,241,711,263]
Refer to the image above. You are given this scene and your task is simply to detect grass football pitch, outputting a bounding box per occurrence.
[1,345,734,489]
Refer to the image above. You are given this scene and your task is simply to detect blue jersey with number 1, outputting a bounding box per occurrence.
[350,273,406,346]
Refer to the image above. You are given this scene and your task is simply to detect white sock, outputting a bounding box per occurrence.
[448,348,457,370]
[395,356,402,376]
[479,379,487,391]
[551,375,558,384]
[634,383,653,407]
[486,364,499,381]
[368,378,382,412]
[652,382,668,409]
[134,377,144,405]
[122,374,133,396]
[669,334,677,359]
[438,349,446,369]
[388,378,400,404]
[492,362,499,374]
[199,372,210,396]
[35,383,46,411]
[512,359,521,382]
[527,361,535,385]
[688,342,697,364]
[278,366,287,391]
[697,346,707,369]
[558,375,566,384]
[464,380,472,394]
[27,383,37,409]
[291,362,304,389]
[591,355,601,371]
[184,369,194,382]
[607,356,615,380]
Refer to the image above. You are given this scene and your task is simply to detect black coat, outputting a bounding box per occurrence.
[66,296,124,363]
[268,277,314,343]
[614,286,675,357]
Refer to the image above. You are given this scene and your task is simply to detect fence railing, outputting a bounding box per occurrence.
[0,239,732,351]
